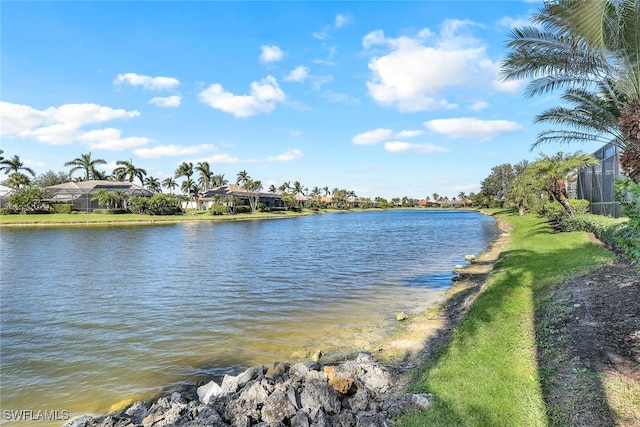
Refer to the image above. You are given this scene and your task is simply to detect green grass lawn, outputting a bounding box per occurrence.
[399,212,616,427]
[0,209,312,226]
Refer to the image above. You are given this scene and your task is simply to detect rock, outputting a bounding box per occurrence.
[465,254,476,262]
[63,415,93,427]
[64,351,419,427]
[396,312,408,321]
[300,382,341,415]
[310,350,323,362]
[261,389,297,424]
[324,365,358,395]
[271,361,288,381]
[290,411,310,427]
[197,380,222,404]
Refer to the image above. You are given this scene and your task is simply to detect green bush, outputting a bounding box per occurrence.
[561,214,638,264]
[209,205,228,215]
[539,199,590,221]
[49,203,73,214]
[0,208,18,215]
[235,205,252,214]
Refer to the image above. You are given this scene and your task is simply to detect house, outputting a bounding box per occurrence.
[0,185,14,208]
[199,184,284,210]
[45,180,153,212]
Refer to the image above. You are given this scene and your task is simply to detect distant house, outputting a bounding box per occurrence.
[45,180,153,212]
[199,184,284,209]
[0,185,14,208]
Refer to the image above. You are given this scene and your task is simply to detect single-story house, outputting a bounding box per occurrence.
[0,185,14,208]
[45,180,153,212]
[199,184,284,209]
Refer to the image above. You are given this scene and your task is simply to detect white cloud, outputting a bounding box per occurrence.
[259,45,284,63]
[334,14,349,29]
[395,130,423,138]
[79,128,151,150]
[384,141,448,154]
[134,144,215,159]
[321,90,359,105]
[114,73,179,90]
[498,15,533,29]
[364,21,505,112]
[425,117,522,140]
[265,149,304,162]
[352,128,392,145]
[149,95,181,108]
[284,66,309,83]
[198,75,286,117]
[0,101,142,147]
[470,100,490,112]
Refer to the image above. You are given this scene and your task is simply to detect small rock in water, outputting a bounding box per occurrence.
[396,312,408,321]
[311,350,323,362]
[465,254,476,262]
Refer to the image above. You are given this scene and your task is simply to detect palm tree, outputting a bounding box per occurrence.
[279,181,291,193]
[0,155,36,177]
[236,170,250,186]
[268,184,277,193]
[211,173,227,188]
[64,152,106,180]
[162,176,178,194]
[113,159,147,184]
[532,85,624,149]
[501,0,640,181]
[175,162,194,181]
[530,151,598,215]
[292,181,305,197]
[3,172,32,189]
[195,161,213,191]
[143,176,162,193]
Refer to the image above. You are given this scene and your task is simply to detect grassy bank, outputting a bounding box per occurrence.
[0,209,312,226]
[400,211,616,426]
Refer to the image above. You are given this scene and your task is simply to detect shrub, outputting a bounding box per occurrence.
[539,199,590,221]
[49,203,73,214]
[0,208,18,215]
[209,205,228,215]
[561,214,638,264]
[235,205,252,214]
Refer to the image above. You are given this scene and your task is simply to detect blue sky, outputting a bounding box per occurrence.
[1,1,605,199]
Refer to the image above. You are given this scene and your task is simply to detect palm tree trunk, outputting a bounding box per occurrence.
[549,178,573,215]
[620,99,640,183]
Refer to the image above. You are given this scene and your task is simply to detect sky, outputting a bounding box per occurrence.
[0,1,606,200]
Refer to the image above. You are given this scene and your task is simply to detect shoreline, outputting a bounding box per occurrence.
[62,213,511,426]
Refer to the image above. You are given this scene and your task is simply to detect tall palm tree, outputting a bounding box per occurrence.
[0,155,36,177]
[143,176,162,193]
[236,170,250,186]
[532,85,624,149]
[195,161,213,191]
[162,176,178,194]
[113,159,147,184]
[501,0,640,180]
[64,152,106,180]
[530,151,598,214]
[292,181,305,197]
[211,173,227,188]
[175,162,194,180]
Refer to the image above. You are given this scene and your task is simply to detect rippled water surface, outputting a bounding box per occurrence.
[1,210,498,425]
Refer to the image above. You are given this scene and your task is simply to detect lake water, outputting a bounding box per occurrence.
[0,210,498,425]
